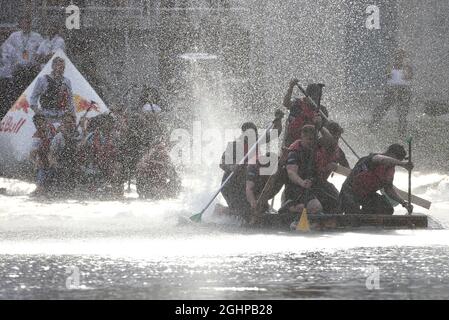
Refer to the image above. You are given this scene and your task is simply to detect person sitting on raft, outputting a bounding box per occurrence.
[245,152,284,224]
[281,124,340,215]
[283,79,329,146]
[310,120,351,213]
[338,144,414,215]
[219,111,283,222]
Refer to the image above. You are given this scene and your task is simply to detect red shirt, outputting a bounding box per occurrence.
[352,164,395,198]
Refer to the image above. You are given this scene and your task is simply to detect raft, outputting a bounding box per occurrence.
[256,212,428,231]
[207,204,430,231]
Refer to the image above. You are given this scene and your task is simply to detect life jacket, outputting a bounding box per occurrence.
[32,124,56,168]
[349,154,395,198]
[288,139,338,182]
[287,99,319,143]
[287,139,317,179]
[40,75,70,111]
[314,144,340,183]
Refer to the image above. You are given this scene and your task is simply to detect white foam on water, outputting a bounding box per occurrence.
[1,170,449,259]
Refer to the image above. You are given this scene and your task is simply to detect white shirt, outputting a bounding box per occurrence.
[142,103,162,113]
[387,68,410,86]
[0,43,12,79]
[0,42,15,78]
[2,30,43,69]
[37,35,65,57]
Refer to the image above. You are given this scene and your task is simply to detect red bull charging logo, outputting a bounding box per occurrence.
[10,95,30,114]
[74,95,100,114]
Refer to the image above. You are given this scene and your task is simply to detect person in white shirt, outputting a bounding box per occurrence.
[2,16,43,70]
[0,42,14,79]
[37,25,66,68]
[0,42,15,119]
[370,49,413,136]
[1,16,43,110]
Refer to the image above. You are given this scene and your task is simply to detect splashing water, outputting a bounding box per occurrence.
[1,166,449,299]
[2,0,449,298]
[2,57,449,298]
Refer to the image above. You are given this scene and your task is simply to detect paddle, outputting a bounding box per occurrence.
[295,83,426,211]
[407,137,413,214]
[296,143,315,232]
[190,113,284,222]
[296,84,360,159]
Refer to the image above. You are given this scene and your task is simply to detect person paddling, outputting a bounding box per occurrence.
[339,144,414,215]
[283,79,328,146]
[219,113,282,222]
[282,125,325,215]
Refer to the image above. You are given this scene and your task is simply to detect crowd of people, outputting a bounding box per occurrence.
[0,15,180,199]
[219,79,414,226]
[30,91,180,199]
[0,15,416,209]
[0,16,66,120]
[29,76,180,199]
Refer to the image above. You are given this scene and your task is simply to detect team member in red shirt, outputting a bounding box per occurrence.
[339,144,414,215]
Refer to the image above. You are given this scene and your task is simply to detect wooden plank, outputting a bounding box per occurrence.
[259,213,428,230]
[334,164,431,210]
[212,205,428,231]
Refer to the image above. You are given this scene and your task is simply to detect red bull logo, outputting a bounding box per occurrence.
[10,95,30,114]
[74,95,100,114]
[0,116,27,134]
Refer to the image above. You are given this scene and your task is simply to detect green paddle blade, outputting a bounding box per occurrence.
[190,212,203,223]
[380,189,400,207]
[406,136,413,144]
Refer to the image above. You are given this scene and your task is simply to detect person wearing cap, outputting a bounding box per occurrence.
[219,113,283,221]
[338,144,414,215]
[283,79,329,146]
[220,121,260,220]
